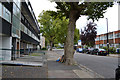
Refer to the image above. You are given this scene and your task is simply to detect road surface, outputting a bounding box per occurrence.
[53,49,118,78]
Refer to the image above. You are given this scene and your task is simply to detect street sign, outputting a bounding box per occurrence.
[78,40,81,42]
[78,40,81,45]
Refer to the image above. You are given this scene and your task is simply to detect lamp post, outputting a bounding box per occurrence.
[106,18,109,55]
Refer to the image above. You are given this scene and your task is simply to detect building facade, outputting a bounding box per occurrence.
[0,0,40,60]
[118,2,120,30]
[95,30,120,48]
[40,36,45,49]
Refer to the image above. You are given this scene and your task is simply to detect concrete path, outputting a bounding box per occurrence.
[2,53,47,78]
[47,51,93,78]
[1,50,94,79]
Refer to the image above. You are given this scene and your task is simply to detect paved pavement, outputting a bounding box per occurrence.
[53,49,118,78]
[1,50,94,79]
[2,52,47,78]
[47,51,93,78]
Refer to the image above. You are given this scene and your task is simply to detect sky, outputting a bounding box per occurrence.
[30,0,118,35]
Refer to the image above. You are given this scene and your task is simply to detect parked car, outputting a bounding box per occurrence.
[86,48,107,56]
[74,45,77,50]
[76,48,83,53]
[90,48,99,55]
[115,65,120,80]
[86,48,94,54]
[82,48,89,53]
[97,48,108,56]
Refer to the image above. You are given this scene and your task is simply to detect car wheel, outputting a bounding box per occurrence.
[116,72,120,80]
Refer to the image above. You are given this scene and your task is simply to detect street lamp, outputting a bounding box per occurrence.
[106,18,109,55]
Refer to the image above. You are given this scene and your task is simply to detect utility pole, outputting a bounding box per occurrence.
[106,18,109,55]
[99,35,100,48]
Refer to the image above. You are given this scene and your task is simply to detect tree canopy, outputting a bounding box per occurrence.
[38,10,80,50]
[38,11,61,50]
[80,22,97,47]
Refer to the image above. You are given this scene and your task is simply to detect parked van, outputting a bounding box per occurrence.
[116,48,120,54]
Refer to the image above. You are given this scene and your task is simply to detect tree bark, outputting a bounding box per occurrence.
[50,41,53,51]
[63,42,66,63]
[64,10,77,65]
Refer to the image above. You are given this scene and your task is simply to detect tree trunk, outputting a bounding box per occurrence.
[63,42,67,63]
[64,10,77,65]
[50,41,53,51]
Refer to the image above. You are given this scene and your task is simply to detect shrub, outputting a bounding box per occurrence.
[102,46,108,51]
[102,46,116,54]
[41,47,47,50]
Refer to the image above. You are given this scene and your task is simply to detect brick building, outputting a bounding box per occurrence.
[95,30,120,48]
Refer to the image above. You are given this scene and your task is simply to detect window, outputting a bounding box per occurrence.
[12,15,20,30]
[29,30,31,36]
[95,37,99,41]
[12,27,16,34]
[104,35,107,40]
[16,29,20,36]
[21,23,25,32]
[21,14,24,21]
[25,19,27,24]
[27,29,29,34]
[3,6,11,23]
[13,3,21,20]
[0,2,2,17]
[13,0,21,9]
[109,34,113,39]
[24,26,27,34]
[115,33,119,38]
[100,36,104,40]
[28,23,29,27]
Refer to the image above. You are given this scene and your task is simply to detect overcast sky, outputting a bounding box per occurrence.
[30,0,118,35]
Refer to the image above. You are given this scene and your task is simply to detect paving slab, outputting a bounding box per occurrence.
[47,51,79,78]
[48,70,79,78]
[47,50,94,78]
[2,65,47,78]
[2,52,48,78]
[73,69,93,78]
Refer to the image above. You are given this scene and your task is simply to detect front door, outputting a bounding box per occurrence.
[17,42,19,57]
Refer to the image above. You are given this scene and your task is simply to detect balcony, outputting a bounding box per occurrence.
[21,1,40,34]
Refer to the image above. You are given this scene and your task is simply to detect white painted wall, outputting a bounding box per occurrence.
[2,37,12,61]
[41,36,45,48]
[27,44,33,49]
[29,44,33,48]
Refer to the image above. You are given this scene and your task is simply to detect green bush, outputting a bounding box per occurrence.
[41,47,47,50]
[109,47,116,54]
[102,46,116,54]
[54,44,61,48]
[102,46,108,51]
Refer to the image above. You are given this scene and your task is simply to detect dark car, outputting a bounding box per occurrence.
[86,48,94,54]
[97,49,107,56]
[90,48,99,55]
[87,48,107,56]
[83,48,89,53]
[115,65,120,80]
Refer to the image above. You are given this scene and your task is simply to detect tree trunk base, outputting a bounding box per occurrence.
[65,58,76,65]
[50,49,52,51]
